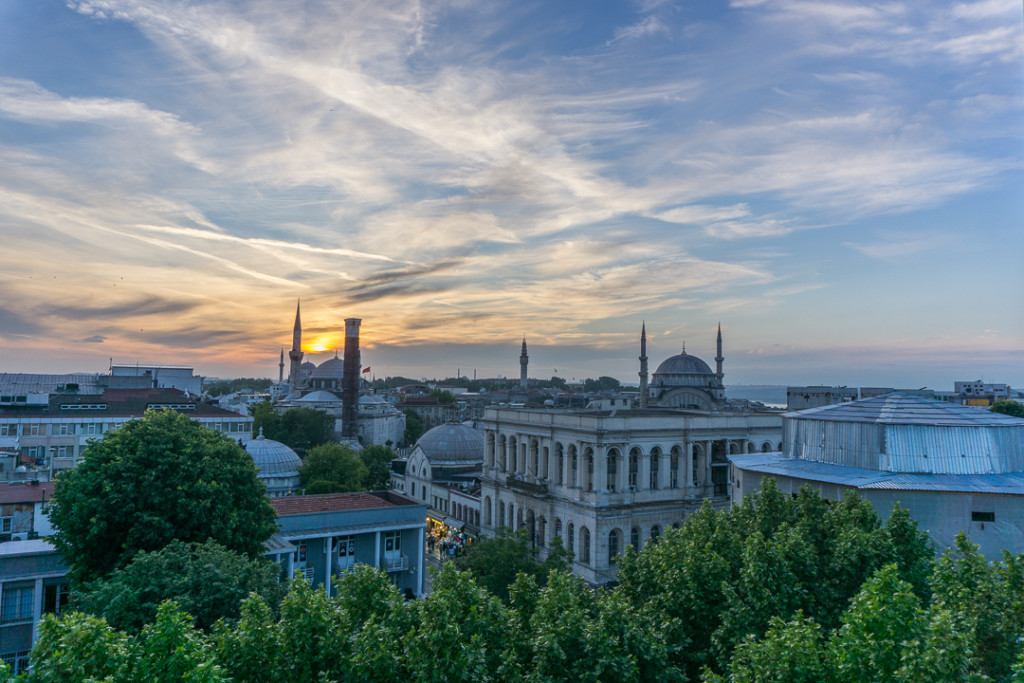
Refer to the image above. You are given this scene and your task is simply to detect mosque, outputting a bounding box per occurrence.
[479,324,783,586]
[272,303,405,448]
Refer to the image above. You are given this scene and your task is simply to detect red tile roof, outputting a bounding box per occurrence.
[270,492,396,516]
[0,481,55,505]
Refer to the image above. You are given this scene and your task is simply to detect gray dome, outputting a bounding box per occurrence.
[653,353,714,380]
[415,423,484,465]
[298,390,341,402]
[312,355,344,378]
[246,432,302,478]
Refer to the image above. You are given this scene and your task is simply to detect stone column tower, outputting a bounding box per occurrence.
[342,318,361,439]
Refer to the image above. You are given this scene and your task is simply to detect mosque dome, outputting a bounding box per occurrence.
[312,355,345,379]
[653,353,715,380]
[297,390,341,402]
[415,423,484,465]
[246,430,302,478]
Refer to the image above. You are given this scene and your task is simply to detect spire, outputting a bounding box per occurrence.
[278,348,284,383]
[681,341,686,355]
[287,301,305,392]
[715,322,724,384]
[519,336,529,389]
[292,300,302,352]
[638,322,649,408]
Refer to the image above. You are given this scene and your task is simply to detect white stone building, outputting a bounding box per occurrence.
[480,326,782,585]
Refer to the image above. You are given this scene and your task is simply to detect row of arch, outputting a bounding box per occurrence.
[483,496,677,567]
[486,433,781,494]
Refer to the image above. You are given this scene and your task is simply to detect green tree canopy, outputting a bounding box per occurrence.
[299,442,367,493]
[76,539,284,633]
[250,402,335,457]
[429,388,456,404]
[991,399,1024,418]
[402,409,425,446]
[359,444,396,490]
[203,378,272,398]
[583,375,622,392]
[49,410,277,583]
[454,527,571,603]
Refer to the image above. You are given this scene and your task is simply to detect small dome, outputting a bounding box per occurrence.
[312,355,345,379]
[653,353,715,378]
[415,423,484,465]
[298,390,341,402]
[246,431,302,478]
[300,361,316,371]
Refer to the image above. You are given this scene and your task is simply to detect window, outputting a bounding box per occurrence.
[580,527,590,563]
[631,527,640,551]
[650,452,659,489]
[1,584,34,623]
[44,583,70,616]
[384,531,402,553]
[499,502,506,528]
[25,424,41,436]
[608,529,620,564]
[57,423,76,435]
[0,651,29,676]
[82,423,102,435]
[571,453,578,487]
[0,425,13,436]
[972,511,995,523]
[568,523,575,555]
[628,452,638,488]
[650,525,660,544]
[1,517,11,533]
[334,535,356,571]
[670,451,679,488]
[557,451,564,485]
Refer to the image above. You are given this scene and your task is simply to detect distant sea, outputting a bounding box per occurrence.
[726,384,788,408]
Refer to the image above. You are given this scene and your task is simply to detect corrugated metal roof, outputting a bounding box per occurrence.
[786,393,1024,427]
[730,453,1024,495]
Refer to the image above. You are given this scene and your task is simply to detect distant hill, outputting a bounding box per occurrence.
[726,384,787,407]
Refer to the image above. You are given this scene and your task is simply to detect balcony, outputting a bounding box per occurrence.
[506,476,549,496]
[383,554,409,572]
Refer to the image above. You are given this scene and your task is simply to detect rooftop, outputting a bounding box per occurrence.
[0,481,55,505]
[0,388,249,419]
[270,491,417,516]
[787,392,1024,427]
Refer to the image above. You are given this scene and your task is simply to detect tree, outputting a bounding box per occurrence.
[27,612,129,683]
[455,528,570,603]
[429,388,456,404]
[49,409,278,583]
[299,442,367,493]
[583,376,621,392]
[75,539,284,633]
[991,399,1024,418]
[548,376,568,390]
[252,403,335,457]
[359,444,396,490]
[713,614,827,683]
[402,409,425,446]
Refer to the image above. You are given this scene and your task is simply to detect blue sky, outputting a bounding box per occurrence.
[0,0,1020,388]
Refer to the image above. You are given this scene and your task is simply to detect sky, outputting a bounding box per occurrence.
[0,0,1021,389]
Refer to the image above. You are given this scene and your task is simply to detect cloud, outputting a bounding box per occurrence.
[79,335,107,343]
[843,233,949,260]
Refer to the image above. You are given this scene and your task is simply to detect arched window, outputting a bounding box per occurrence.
[608,529,620,564]
[411,482,416,497]
[670,446,681,488]
[570,447,578,487]
[580,526,591,563]
[557,444,564,485]
[484,496,492,526]
[606,450,617,492]
[630,527,640,551]
[499,502,506,528]
[628,449,639,489]
[650,525,660,544]
[509,503,515,530]
[538,517,546,547]
[762,441,773,452]
[586,451,594,492]
[650,448,660,489]
[568,523,575,555]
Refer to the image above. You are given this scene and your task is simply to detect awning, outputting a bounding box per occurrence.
[443,517,465,530]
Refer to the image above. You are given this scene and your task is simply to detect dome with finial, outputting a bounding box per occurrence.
[245,428,302,495]
[312,353,345,379]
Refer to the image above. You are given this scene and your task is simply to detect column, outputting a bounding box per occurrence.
[324,538,332,597]
[659,451,671,489]
[638,451,650,491]
[684,443,694,488]
[417,526,425,597]
[31,577,44,646]
[593,447,605,492]
[703,440,713,491]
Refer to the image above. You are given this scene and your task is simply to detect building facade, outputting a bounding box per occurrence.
[730,393,1024,560]
[266,492,427,598]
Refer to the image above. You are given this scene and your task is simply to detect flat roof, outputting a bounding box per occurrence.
[0,539,57,558]
[0,481,54,505]
[730,453,1024,495]
[270,491,418,516]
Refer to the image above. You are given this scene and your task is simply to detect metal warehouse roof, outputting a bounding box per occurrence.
[785,393,1024,427]
[730,453,1024,495]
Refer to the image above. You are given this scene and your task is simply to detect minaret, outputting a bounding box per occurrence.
[638,322,649,408]
[287,301,304,393]
[715,323,724,384]
[519,337,529,389]
[278,349,284,383]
